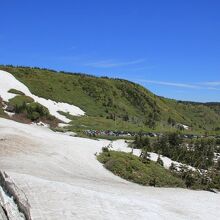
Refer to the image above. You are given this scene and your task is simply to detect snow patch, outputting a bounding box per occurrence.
[0,70,85,122]
[61,131,77,137]
[58,123,69,128]
[4,111,15,117]
[31,121,49,128]
[176,123,190,130]
[148,152,196,171]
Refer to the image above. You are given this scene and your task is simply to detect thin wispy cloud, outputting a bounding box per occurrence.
[84,58,146,68]
[206,87,220,91]
[139,80,220,91]
[140,80,201,89]
[198,81,220,86]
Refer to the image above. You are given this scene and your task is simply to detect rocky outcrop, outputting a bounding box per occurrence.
[0,205,8,220]
[0,171,31,220]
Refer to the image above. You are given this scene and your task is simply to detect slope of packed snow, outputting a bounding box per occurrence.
[0,70,85,122]
[0,118,219,220]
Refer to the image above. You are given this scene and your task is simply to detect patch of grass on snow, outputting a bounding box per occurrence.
[8,95,34,107]
[97,150,185,188]
[8,88,25,95]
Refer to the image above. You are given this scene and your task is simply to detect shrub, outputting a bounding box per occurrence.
[8,95,34,113]
[8,95,51,121]
[102,147,109,153]
[28,102,49,116]
[28,111,40,120]
[27,102,49,120]
[156,156,164,167]
[169,163,177,171]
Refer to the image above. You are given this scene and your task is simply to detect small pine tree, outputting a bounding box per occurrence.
[216,158,220,170]
[102,147,109,153]
[169,162,177,171]
[156,155,164,167]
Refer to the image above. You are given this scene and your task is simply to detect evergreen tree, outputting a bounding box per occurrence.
[156,155,164,167]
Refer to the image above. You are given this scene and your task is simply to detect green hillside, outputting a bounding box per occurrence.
[1,65,220,134]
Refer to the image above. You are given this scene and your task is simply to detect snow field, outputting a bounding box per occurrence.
[0,118,219,220]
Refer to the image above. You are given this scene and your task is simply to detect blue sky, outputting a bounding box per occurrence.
[1,0,220,102]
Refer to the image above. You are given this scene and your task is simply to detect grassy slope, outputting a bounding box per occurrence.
[166,99,220,131]
[0,66,157,117]
[97,151,185,187]
[1,65,220,133]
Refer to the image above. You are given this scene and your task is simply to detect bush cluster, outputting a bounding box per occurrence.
[8,95,50,121]
[97,150,185,188]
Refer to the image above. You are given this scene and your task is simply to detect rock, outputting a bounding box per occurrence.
[5,105,15,113]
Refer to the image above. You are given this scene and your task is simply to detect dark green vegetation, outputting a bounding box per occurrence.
[1,65,220,135]
[133,132,220,170]
[97,150,185,188]
[132,132,220,190]
[6,94,58,125]
[8,88,25,95]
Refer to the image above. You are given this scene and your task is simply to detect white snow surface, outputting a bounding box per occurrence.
[4,111,15,117]
[0,70,85,122]
[148,152,196,171]
[31,121,49,128]
[58,122,69,128]
[0,118,219,220]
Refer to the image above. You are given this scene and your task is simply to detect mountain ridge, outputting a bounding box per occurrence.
[1,65,220,133]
